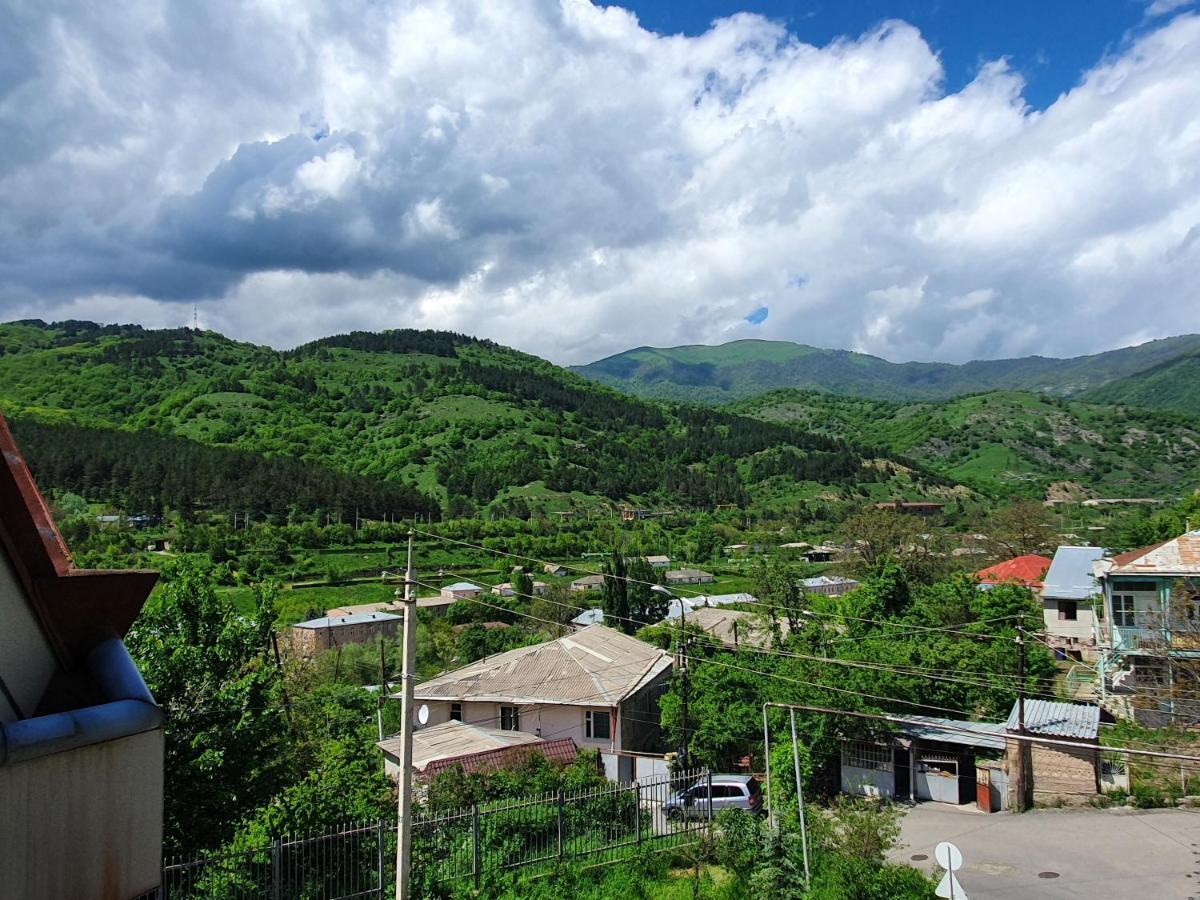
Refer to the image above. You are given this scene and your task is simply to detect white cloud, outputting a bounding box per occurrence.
[1,2,1199,365]
[1146,0,1194,19]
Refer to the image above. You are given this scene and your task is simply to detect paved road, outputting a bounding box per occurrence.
[892,802,1200,898]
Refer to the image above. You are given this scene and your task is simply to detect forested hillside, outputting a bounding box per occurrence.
[0,320,945,519]
[731,389,1200,499]
[1080,350,1200,415]
[575,336,1200,404]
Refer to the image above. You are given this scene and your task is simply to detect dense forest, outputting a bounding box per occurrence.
[0,320,944,519]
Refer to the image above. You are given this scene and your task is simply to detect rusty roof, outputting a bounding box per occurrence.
[1109,532,1200,576]
[411,624,672,707]
[975,554,1052,588]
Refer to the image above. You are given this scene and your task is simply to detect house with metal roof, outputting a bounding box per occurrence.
[801,575,860,597]
[0,414,164,898]
[1005,699,1100,805]
[664,568,714,585]
[1040,546,1106,662]
[975,554,1052,589]
[643,555,670,569]
[406,624,673,780]
[289,611,401,657]
[569,573,605,592]
[377,719,578,780]
[1095,530,1200,724]
[440,581,483,601]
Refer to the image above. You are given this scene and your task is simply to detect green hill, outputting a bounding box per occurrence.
[0,320,948,518]
[730,389,1200,499]
[574,336,1200,404]
[1079,350,1200,415]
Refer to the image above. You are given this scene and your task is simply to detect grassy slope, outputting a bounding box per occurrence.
[0,321,940,514]
[574,335,1200,404]
[730,388,1200,499]
[1080,351,1200,415]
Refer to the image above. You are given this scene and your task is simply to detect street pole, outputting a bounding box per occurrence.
[1015,622,1030,811]
[762,705,772,828]
[679,596,689,767]
[789,708,811,886]
[396,531,416,900]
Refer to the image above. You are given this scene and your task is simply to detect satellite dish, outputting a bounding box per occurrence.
[417,704,430,726]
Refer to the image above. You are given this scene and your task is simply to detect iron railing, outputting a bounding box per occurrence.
[157,769,712,899]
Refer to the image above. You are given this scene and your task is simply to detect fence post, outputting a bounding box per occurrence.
[377,819,385,899]
[472,804,481,889]
[706,771,713,825]
[634,783,642,846]
[271,836,282,900]
[557,790,566,859]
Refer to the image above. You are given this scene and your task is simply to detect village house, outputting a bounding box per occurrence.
[1005,699,1100,805]
[643,555,670,569]
[1096,530,1200,724]
[0,415,164,899]
[544,563,570,577]
[663,592,758,620]
[491,580,547,597]
[289,611,401,657]
[408,624,673,782]
[440,581,483,601]
[665,568,715,585]
[975,554,1052,589]
[378,719,578,781]
[570,573,606,592]
[681,607,790,649]
[801,575,860,597]
[1040,546,1106,662]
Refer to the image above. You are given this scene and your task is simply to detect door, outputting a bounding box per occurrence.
[915,753,960,803]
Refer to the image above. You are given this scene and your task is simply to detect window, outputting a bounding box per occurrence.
[585,709,611,741]
[1112,580,1154,594]
[499,706,520,731]
[450,703,462,722]
[1058,600,1078,621]
[1113,595,1136,628]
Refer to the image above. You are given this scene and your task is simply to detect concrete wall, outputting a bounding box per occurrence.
[1042,598,1096,642]
[290,618,400,657]
[416,699,620,751]
[0,546,57,724]
[0,728,164,899]
[1006,739,1099,802]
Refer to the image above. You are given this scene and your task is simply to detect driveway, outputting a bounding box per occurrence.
[892,802,1200,898]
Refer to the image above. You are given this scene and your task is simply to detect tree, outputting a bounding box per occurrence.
[626,556,667,629]
[986,499,1051,558]
[126,559,286,852]
[837,507,947,581]
[602,550,631,632]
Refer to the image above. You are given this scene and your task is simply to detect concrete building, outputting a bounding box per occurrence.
[440,581,483,601]
[378,719,578,780]
[1096,530,1200,723]
[665,568,715,585]
[0,414,164,900]
[491,580,547,597]
[643,555,670,569]
[408,624,673,782]
[801,575,860,597]
[570,573,605,592]
[289,611,401,657]
[1040,546,1106,662]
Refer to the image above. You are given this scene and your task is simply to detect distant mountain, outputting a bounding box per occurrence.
[0,319,948,519]
[730,389,1200,499]
[1079,350,1200,415]
[573,336,1200,405]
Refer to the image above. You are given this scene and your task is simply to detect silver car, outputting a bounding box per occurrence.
[664,774,764,820]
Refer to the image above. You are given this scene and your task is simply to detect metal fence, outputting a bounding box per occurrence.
[158,769,711,899]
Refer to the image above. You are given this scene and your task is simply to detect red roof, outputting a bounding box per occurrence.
[421,738,579,779]
[975,554,1052,589]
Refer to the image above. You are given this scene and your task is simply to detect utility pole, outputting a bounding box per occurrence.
[679,598,690,767]
[788,708,811,886]
[395,531,417,900]
[1014,622,1031,811]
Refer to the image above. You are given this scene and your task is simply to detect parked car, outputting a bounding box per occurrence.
[663,775,764,820]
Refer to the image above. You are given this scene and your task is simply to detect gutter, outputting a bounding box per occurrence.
[0,638,163,766]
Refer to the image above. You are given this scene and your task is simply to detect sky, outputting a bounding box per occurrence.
[1,0,1198,365]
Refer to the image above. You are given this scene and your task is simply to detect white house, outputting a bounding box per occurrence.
[801,576,860,597]
[570,573,606,592]
[440,581,483,601]
[491,581,547,597]
[0,415,164,899]
[665,568,715,585]
[408,624,673,781]
[1040,546,1106,662]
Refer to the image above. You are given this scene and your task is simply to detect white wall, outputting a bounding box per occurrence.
[841,766,894,799]
[0,728,164,899]
[415,699,620,750]
[0,547,57,724]
[1042,598,1096,642]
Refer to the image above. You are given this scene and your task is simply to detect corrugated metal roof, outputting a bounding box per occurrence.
[422,738,579,778]
[684,607,787,648]
[898,715,1007,751]
[1042,546,1106,600]
[571,608,604,626]
[1006,700,1099,739]
[411,624,672,706]
[442,582,481,592]
[293,611,401,629]
[380,720,541,770]
[801,576,858,588]
[1109,532,1200,576]
[975,554,1052,588]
